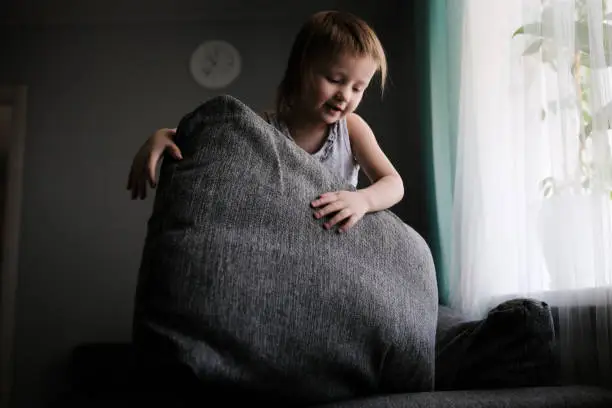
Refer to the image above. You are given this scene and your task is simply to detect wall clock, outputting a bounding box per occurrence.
[189,40,241,89]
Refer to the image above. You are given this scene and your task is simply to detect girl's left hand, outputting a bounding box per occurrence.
[311,191,369,232]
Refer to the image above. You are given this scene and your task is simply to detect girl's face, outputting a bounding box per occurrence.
[297,52,378,125]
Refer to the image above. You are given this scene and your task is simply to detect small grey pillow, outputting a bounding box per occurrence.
[436,298,558,390]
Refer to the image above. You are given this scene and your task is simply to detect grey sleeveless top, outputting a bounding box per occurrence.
[263,111,360,188]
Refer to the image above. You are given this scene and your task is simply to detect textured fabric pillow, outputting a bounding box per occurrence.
[132,95,438,406]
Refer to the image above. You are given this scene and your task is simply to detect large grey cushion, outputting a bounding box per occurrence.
[132,95,438,406]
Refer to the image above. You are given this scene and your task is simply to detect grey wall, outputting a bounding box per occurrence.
[0,1,423,406]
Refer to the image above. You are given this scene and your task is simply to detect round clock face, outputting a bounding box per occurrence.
[190,40,241,89]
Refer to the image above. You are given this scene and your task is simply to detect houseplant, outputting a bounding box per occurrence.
[512,0,612,199]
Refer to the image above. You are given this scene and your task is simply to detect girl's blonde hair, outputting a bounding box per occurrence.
[275,10,387,117]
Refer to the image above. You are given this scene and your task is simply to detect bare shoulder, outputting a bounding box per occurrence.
[345,112,399,182]
[346,112,376,142]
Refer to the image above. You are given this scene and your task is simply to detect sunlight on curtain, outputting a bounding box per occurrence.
[450,0,542,316]
[450,0,612,387]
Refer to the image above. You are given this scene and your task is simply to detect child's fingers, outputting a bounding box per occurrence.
[166,143,183,160]
[324,208,351,229]
[147,153,160,188]
[131,179,139,200]
[139,179,147,200]
[311,192,338,208]
[339,215,359,233]
[314,201,344,219]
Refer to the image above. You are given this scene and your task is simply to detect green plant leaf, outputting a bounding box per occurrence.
[540,177,556,198]
[513,23,542,38]
[512,26,525,37]
[583,110,593,137]
[524,39,544,55]
[579,50,592,68]
[573,22,612,67]
[515,20,612,68]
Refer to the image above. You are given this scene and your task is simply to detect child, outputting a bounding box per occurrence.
[127,10,404,233]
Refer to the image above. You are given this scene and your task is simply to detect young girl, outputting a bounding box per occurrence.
[127,10,404,233]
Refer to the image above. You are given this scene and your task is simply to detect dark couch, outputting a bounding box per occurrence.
[53,302,612,408]
[58,96,612,407]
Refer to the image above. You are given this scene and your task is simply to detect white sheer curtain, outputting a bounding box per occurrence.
[450,0,612,386]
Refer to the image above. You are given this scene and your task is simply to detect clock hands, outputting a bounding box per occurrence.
[202,54,217,76]
[190,40,241,87]
[202,47,235,76]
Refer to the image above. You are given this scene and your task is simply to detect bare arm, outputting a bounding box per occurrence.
[310,113,404,232]
[347,112,404,213]
[126,128,181,200]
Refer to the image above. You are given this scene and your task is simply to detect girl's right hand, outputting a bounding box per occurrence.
[127,128,182,200]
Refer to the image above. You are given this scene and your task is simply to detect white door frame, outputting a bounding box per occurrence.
[0,86,26,408]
